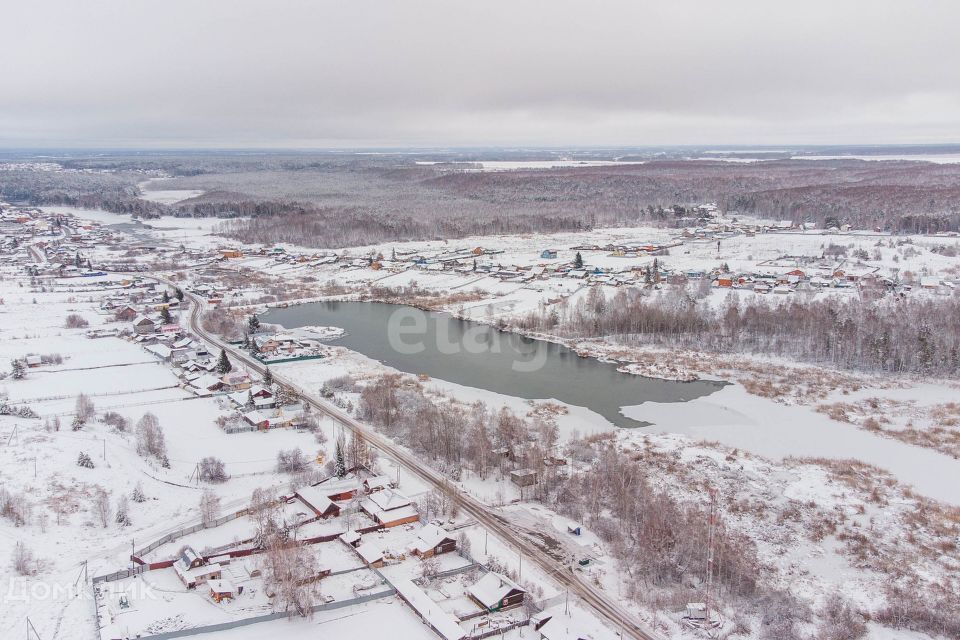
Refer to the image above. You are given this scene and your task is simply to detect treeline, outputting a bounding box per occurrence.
[517,287,960,376]
[9,153,960,246]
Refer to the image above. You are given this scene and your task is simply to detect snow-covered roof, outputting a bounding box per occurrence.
[145,343,172,359]
[295,485,336,515]
[413,524,453,554]
[194,372,222,388]
[467,572,524,609]
[355,541,383,564]
[243,410,274,426]
[393,578,466,640]
[339,530,361,545]
[364,475,392,491]
[538,605,620,640]
[362,500,418,525]
[208,579,234,594]
[367,488,410,512]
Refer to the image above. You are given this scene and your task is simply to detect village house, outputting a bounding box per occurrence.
[467,572,526,612]
[132,315,156,335]
[315,477,360,501]
[360,488,418,528]
[173,546,222,589]
[114,305,139,322]
[411,524,457,559]
[363,475,394,494]
[220,371,252,392]
[294,484,342,519]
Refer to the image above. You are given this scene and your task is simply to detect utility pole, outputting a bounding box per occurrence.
[706,486,719,627]
[518,544,523,581]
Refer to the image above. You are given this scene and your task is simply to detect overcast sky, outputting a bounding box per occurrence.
[2,0,959,148]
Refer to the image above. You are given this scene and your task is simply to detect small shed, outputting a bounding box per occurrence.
[510,469,538,487]
[686,602,707,620]
[209,579,235,603]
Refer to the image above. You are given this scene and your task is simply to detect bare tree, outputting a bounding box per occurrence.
[260,534,319,617]
[91,489,111,528]
[276,448,308,474]
[75,393,95,423]
[135,412,169,466]
[199,489,221,526]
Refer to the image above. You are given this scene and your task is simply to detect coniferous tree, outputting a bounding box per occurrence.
[263,367,273,386]
[11,359,26,380]
[573,251,584,269]
[248,315,260,332]
[162,290,170,303]
[160,306,172,325]
[334,436,347,477]
[174,288,184,302]
[217,349,232,374]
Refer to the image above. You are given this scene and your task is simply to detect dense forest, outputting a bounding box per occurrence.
[4,151,960,247]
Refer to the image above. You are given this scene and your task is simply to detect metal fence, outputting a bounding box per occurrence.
[134,509,248,560]
[468,620,529,640]
[91,565,147,585]
[130,588,397,640]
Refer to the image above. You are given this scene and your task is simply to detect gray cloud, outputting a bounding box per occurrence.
[3,0,959,147]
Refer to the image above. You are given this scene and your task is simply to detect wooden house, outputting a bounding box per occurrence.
[132,316,156,335]
[411,524,457,559]
[294,485,342,519]
[467,572,526,612]
[361,488,418,528]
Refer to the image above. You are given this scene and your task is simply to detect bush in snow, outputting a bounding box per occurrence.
[11,541,36,576]
[64,314,89,328]
[71,415,84,431]
[199,456,228,483]
[131,482,147,503]
[0,402,39,419]
[77,452,95,468]
[102,411,128,431]
[0,488,32,526]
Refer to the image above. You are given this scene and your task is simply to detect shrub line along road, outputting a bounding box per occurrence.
[148,272,660,640]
